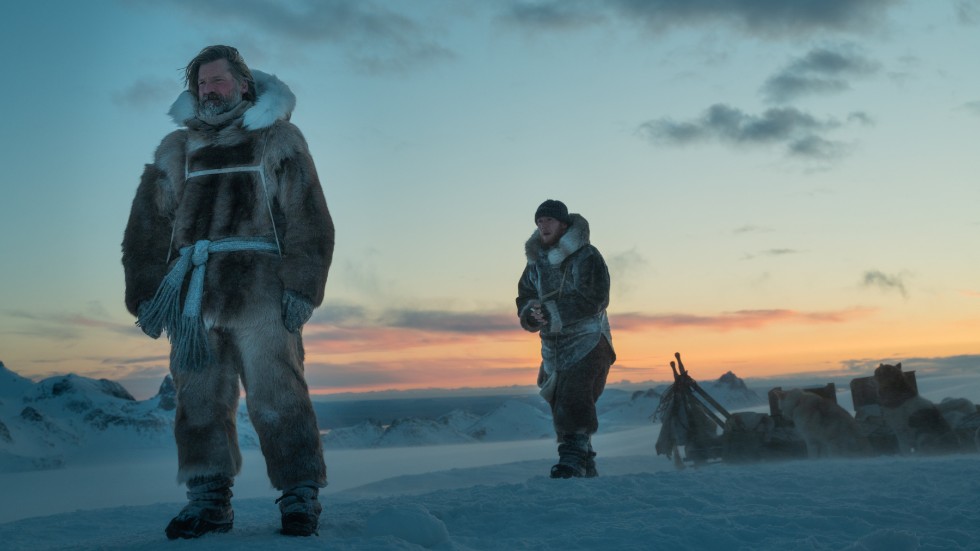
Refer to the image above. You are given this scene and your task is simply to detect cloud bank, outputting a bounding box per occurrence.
[499,0,899,37]
[761,46,881,103]
[637,104,861,160]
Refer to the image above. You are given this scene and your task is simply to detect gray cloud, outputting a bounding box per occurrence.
[145,0,454,73]
[308,304,517,335]
[500,1,606,30]
[761,46,881,103]
[733,225,775,235]
[957,0,980,24]
[743,248,802,260]
[963,101,980,116]
[839,354,980,377]
[305,361,418,390]
[386,310,517,334]
[499,0,898,37]
[114,77,180,109]
[861,270,908,298]
[637,103,850,160]
[847,111,875,125]
[311,303,372,326]
[614,307,874,332]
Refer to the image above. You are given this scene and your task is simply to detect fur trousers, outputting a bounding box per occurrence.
[170,307,326,491]
[539,336,613,437]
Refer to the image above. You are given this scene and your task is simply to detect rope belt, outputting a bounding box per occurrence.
[137,237,279,371]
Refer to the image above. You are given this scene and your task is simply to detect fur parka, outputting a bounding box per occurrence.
[121,70,332,489]
[121,71,334,326]
[516,214,615,376]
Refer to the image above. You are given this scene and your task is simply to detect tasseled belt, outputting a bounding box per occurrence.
[137,237,279,371]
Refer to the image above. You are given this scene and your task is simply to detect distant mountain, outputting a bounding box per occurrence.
[600,388,662,429]
[466,400,554,442]
[0,362,765,465]
[322,400,551,449]
[708,371,764,410]
[0,362,258,473]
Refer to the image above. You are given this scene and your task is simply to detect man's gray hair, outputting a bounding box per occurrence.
[184,45,256,101]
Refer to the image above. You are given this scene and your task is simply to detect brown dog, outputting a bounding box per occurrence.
[777,388,872,459]
[873,363,959,454]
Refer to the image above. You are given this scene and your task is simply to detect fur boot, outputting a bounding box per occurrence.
[165,475,234,540]
[276,481,323,536]
[551,433,590,479]
[585,438,598,478]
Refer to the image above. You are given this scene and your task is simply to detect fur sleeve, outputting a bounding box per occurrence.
[121,164,175,316]
[268,123,335,307]
[516,265,544,331]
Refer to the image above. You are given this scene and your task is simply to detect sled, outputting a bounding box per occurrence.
[655,359,980,467]
[654,353,730,466]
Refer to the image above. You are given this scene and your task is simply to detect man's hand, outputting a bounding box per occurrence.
[529,304,547,326]
[522,300,548,332]
[282,290,315,333]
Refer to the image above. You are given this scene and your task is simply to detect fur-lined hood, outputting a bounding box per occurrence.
[524,213,590,266]
[167,70,296,131]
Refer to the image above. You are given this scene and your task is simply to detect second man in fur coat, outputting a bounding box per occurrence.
[516,199,616,478]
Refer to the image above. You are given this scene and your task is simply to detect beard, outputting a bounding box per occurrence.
[197,87,243,118]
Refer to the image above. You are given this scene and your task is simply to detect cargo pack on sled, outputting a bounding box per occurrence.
[654,355,980,467]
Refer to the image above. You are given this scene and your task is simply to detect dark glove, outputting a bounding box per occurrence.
[282,290,315,333]
[136,302,162,339]
[521,302,548,332]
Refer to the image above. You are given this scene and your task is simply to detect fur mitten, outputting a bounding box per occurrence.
[282,290,314,333]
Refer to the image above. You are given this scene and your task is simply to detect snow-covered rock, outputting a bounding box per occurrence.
[438,409,482,433]
[322,420,387,449]
[0,365,260,471]
[600,388,661,429]
[466,400,553,442]
[378,417,475,447]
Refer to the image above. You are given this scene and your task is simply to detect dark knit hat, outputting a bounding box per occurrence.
[534,199,571,225]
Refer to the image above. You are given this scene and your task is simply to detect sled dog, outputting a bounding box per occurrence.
[873,363,958,454]
[778,388,872,459]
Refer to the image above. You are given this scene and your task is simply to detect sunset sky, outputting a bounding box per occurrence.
[1,0,978,399]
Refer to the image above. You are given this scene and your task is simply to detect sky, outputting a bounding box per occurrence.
[0,0,978,399]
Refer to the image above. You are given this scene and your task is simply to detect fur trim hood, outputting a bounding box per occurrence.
[525,213,590,266]
[167,70,296,131]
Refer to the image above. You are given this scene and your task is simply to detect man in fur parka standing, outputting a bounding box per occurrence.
[121,45,333,539]
[517,199,615,478]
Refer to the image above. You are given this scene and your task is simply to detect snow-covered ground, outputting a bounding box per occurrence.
[2,364,979,550]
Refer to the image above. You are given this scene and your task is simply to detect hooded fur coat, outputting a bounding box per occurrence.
[517,214,614,375]
[516,214,615,436]
[122,70,333,322]
[121,71,332,489]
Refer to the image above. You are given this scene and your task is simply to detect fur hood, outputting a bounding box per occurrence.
[167,70,296,131]
[525,213,590,266]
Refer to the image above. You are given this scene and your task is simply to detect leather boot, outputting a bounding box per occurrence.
[165,475,234,539]
[550,433,590,479]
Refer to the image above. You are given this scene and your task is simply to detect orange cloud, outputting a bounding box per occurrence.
[611,307,875,332]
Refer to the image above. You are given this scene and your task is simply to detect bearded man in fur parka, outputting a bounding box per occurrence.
[121,46,333,539]
[516,200,616,479]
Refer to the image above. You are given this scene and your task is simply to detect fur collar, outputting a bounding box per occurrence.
[167,70,296,131]
[525,213,590,266]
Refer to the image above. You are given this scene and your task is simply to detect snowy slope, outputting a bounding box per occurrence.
[1,367,979,549]
[1,447,979,549]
